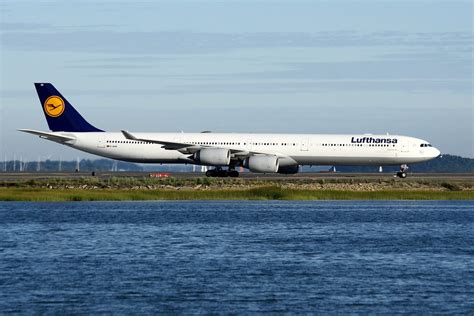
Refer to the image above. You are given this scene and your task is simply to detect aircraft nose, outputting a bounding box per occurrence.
[433,148,441,158]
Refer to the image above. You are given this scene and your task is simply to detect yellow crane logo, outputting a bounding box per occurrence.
[44,96,65,117]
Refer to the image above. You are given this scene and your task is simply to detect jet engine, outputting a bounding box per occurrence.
[246,155,279,173]
[194,148,231,166]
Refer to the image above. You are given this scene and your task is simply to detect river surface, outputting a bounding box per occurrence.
[0,201,473,314]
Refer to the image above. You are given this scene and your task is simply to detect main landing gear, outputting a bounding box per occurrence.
[396,164,409,178]
[205,167,239,178]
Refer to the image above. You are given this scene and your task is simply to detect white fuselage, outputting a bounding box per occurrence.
[55,132,440,166]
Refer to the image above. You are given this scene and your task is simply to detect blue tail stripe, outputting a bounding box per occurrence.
[35,83,103,132]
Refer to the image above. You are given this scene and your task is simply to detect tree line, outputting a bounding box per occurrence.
[0,154,472,173]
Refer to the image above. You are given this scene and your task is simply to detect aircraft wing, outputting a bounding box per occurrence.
[18,129,76,143]
[121,130,193,150]
[121,130,251,156]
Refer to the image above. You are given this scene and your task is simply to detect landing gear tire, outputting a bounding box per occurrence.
[396,171,407,179]
[205,169,225,177]
[396,164,409,178]
[205,168,239,178]
[228,170,239,178]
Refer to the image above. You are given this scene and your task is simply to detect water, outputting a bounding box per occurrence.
[0,201,472,314]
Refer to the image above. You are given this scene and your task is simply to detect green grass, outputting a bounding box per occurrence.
[0,186,472,201]
[0,176,472,201]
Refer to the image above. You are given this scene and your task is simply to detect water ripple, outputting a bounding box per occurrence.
[0,201,472,313]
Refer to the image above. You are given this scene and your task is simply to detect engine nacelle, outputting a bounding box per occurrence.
[194,148,230,166]
[277,165,299,174]
[246,155,279,173]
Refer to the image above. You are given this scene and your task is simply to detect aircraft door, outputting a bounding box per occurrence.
[246,139,252,151]
[97,136,106,148]
[401,140,409,152]
[300,138,309,151]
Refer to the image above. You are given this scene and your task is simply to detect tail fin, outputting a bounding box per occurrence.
[34,83,103,132]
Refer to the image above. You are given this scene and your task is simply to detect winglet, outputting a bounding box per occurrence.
[121,130,137,140]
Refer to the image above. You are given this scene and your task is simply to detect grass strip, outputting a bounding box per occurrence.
[0,186,472,201]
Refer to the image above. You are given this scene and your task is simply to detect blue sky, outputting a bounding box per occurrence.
[0,0,472,161]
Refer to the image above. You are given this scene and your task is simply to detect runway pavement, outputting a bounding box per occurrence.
[0,171,473,181]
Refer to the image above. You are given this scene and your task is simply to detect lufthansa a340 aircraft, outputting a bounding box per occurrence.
[20,83,440,178]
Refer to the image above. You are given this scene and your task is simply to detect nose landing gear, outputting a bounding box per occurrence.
[396,164,409,178]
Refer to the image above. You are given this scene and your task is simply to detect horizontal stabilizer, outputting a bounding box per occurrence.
[18,129,76,143]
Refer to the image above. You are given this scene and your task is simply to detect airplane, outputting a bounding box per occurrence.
[19,83,441,178]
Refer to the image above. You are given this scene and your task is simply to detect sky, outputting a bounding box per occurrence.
[0,0,472,161]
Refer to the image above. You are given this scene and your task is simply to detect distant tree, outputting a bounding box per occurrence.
[322,155,474,173]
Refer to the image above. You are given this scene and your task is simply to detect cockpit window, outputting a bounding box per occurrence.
[420,143,433,147]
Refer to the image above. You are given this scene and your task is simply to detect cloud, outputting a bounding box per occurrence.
[75,57,471,94]
[157,80,473,95]
[65,64,150,69]
[201,59,471,80]
[0,22,51,31]
[2,30,472,55]
[2,78,470,99]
